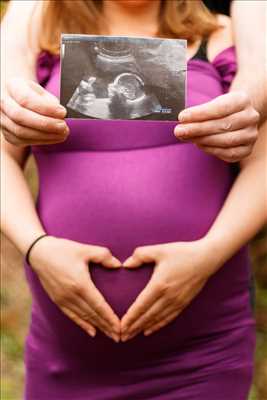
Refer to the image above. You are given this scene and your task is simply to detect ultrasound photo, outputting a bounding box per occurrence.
[60,34,186,120]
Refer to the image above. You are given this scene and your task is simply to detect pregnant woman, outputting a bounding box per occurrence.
[1,1,266,399]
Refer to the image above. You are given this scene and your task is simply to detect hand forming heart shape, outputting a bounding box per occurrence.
[118,238,221,342]
[29,236,220,343]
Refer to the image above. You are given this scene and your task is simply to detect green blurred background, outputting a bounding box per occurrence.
[1,1,266,399]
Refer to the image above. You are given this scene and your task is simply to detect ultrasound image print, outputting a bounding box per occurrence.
[60,34,186,120]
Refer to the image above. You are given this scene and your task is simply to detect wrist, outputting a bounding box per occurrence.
[24,234,57,268]
[8,228,47,257]
[198,235,229,276]
[230,73,267,122]
[25,233,49,264]
[20,229,47,257]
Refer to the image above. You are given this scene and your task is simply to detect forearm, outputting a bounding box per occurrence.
[230,0,267,123]
[1,0,40,88]
[204,121,267,270]
[1,148,46,256]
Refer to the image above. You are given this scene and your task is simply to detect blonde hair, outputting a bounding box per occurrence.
[37,0,218,55]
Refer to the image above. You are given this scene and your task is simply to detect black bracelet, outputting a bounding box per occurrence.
[25,234,49,265]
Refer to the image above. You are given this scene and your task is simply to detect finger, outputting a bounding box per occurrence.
[121,296,170,340]
[121,276,163,335]
[178,92,249,123]
[75,293,119,340]
[101,255,121,269]
[123,307,182,341]
[174,109,259,139]
[28,80,62,105]
[1,112,69,144]
[143,303,180,331]
[123,246,157,268]
[143,309,181,336]
[80,277,121,338]
[60,306,96,337]
[1,96,69,134]
[143,281,206,332]
[85,246,121,269]
[192,128,257,148]
[197,144,252,163]
[1,127,68,147]
[7,78,66,118]
[67,296,117,341]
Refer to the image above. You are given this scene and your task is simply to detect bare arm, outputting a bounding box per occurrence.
[205,120,267,267]
[1,1,46,251]
[0,136,46,254]
[1,0,40,85]
[230,0,267,124]
[0,0,63,251]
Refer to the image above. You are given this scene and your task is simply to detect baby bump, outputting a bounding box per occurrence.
[24,255,253,368]
[26,143,239,359]
[34,143,234,258]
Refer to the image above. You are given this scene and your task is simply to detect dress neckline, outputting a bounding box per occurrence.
[37,42,235,66]
[188,44,235,64]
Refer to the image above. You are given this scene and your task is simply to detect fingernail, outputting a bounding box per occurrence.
[112,257,121,267]
[144,330,152,336]
[88,328,96,337]
[57,121,67,129]
[59,123,69,135]
[174,125,187,137]
[57,105,66,114]
[178,110,190,122]
[121,335,129,342]
[112,333,120,342]
[123,257,133,267]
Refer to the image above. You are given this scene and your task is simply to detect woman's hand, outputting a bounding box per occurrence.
[174,91,259,163]
[28,236,121,342]
[120,239,221,341]
[0,78,69,146]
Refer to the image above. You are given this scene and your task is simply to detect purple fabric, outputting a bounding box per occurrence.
[23,46,255,399]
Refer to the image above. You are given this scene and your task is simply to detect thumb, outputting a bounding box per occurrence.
[84,245,121,269]
[123,246,156,269]
[101,255,122,269]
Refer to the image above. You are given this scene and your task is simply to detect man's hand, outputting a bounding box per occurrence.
[174,91,259,163]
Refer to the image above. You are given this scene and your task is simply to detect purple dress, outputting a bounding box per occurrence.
[23,45,256,400]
